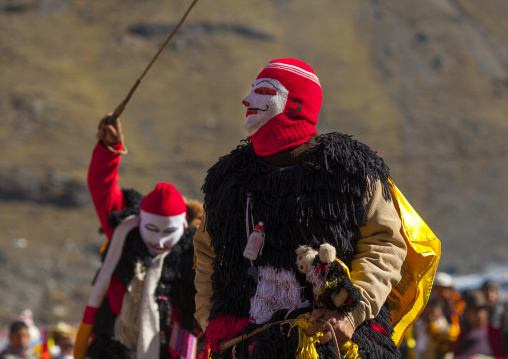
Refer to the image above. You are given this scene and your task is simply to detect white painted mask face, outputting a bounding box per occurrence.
[242,78,289,136]
[139,210,187,256]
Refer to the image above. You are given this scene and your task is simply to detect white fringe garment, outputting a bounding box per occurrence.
[249,265,309,324]
[114,261,146,355]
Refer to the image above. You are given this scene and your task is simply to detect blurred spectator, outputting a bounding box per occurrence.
[15,311,40,351]
[433,272,465,323]
[48,322,75,359]
[413,296,459,359]
[0,321,37,359]
[480,279,508,357]
[481,280,505,327]
[454,290,504,358]
[399,326,416,359]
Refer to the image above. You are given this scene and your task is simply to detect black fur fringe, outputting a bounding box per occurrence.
[352,306,401,359]
[92,298,117,338]
[97,188,143,235]
[202,133,391,323]
[114,229,154,287]
[108,188,144,228]
[87,335,134,359]
[156,226,199,334]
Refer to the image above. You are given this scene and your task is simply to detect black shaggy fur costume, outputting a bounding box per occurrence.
[88,189,204,359]
[202,133,400,359]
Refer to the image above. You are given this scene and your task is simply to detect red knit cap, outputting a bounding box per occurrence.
[140,183,187,217]
[248,58,322,156]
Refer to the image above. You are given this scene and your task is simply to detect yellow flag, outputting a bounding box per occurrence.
[387,179,441,346]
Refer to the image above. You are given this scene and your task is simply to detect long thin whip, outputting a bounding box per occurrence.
[105,0,199,125]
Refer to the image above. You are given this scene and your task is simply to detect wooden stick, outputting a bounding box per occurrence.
[105,0,199,125]
[219,318,343,359]
[220,319,296,351]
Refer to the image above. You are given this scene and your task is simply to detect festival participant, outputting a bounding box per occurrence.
[0,321,37,359]
[413,296,459,359]
[194,58,413,358]
[432,272,465,326]
[74,114,206,359]
[453,290,504,358]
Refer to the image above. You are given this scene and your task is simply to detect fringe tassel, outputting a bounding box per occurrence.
[340,341,361,359]
[205,315,251,353]
[286,314,322,359]
[250,266,308,324]
[107,188,143,229]
[88,334,134,359]
[156,227,198,333]
[351,306,401,359]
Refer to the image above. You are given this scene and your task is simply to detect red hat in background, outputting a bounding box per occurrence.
[140,183,186,217]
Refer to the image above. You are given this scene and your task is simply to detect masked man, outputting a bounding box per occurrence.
[74,115,206,359]
[194,58,408,358]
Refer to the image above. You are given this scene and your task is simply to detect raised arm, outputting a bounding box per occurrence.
[87,114,127,240]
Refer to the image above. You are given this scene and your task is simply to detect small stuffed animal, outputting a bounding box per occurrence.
[296,243,360,312]
[296,244,401,358]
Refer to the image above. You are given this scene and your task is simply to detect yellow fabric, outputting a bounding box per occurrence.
[33,344,43,356]
[286,314,323,359]
[284,314,362,359]
[386,179,441,345]
[334,258,351,278]
[46,333,55,354]
[73,322,93,359]
[340,341,361,359]
[99,241,108,253]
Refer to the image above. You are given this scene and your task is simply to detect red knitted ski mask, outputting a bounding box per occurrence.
[242,58,322,156]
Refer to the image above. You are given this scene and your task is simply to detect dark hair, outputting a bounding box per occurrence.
[464,290,488,309]
[9,321,28,334]
[481,279,501,292]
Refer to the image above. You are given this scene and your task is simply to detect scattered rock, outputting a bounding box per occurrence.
[128,21,276,45]
[415,31,429,43]
[11,238,27,249]
[0,167,91,207]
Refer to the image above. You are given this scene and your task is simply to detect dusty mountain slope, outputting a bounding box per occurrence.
[0,0,507,325]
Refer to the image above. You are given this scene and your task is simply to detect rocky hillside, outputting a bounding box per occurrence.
[1,0,507,326]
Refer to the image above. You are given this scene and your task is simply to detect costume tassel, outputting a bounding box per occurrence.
[340,341,361,359]
[286,314,322,359]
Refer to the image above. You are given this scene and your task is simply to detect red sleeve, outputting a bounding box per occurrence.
[88,141,126,240]
[106,273,127,316]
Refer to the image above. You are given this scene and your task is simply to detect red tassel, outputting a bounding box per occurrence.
[205,315,252,352]
[370,323,388,335]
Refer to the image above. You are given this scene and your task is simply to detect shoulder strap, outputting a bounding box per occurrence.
[87,215,140,309]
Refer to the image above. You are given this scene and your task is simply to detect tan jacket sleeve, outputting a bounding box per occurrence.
[348,179,407,329]
[193,212,215,331]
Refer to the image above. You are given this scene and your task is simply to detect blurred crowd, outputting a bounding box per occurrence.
[0,310,75,359]
[401,272,508,359]
[1,272,507,359]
